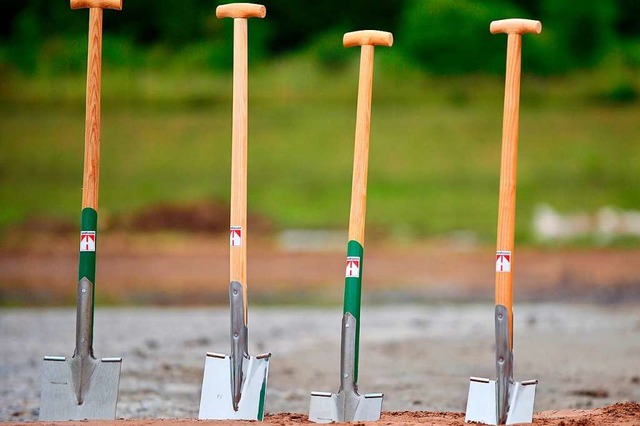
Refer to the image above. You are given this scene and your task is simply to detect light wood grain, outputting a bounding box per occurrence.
[343,30,393,48]
[70,0,122,10]
[493,24,541,348]
[347,45,375,245]
[218,5,266,324]
[81,8,103,210]
[229,18,248,300]
[344,32,392,245]
[490,18,541,35]
[216,3,266,19]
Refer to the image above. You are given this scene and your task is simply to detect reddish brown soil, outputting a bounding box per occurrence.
[1,231,639,305]
[4,402,639,425]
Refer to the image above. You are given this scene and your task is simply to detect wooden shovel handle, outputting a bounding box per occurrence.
[218,5,266,319]
[344,31,392,245]
[490,19,541,35]
[493,19,541,348]
[343,30,393,48]
[71,0,122,10]
[229,20,248,290]
[216,3,266,19]
[72,0,123,210]
[80,8,103,210]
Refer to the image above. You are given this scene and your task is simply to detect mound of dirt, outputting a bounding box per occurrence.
[120,201,231,233]
[6,402,639,425]
[15,200,273,234]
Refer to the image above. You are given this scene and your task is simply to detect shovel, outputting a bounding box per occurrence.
[39,0,123,421]
[465,19,542,426]
[309,30,392,424]
[198,3,270,421]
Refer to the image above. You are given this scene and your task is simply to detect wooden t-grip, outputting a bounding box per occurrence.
[70,0,122,10]
[343,30,393,48]
[490,18,542,35]
[216,3,266,19]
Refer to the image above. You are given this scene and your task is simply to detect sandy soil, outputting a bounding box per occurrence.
[2,402,639,425]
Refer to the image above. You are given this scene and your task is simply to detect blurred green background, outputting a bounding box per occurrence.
[1,0,639,245]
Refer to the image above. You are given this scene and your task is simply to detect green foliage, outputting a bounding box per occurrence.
[1,0,640,77]
[533,0,618,73]
[263,0,403,52]
[398,0,524,74]
[305,28,351,71]
[613,0,640,38]
[1,60,639,245]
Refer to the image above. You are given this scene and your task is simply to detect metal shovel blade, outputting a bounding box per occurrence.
[39,355,121,420]
[309,313,383,423]
[199,352,271,420]
[465,377,537,425]
[309,390,383,423]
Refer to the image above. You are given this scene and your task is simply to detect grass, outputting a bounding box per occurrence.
[1,54,639,245]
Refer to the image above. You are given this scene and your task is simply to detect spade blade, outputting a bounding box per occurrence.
[39,355,121,421]
[309,390,383,423]
[465,377,537,425]
[198,352,270,420]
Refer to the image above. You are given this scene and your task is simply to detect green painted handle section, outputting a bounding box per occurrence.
[344,239,363,382]
[78,207,97,283]
[344,240,364,318]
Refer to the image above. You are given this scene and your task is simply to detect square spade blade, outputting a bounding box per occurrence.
[40,356,121,421]
[198,352,270,420]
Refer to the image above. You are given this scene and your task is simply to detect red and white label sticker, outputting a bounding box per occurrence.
[80,231,96,252]
[496,250,511,272]
[230,226,242,247]
[345,256,360,278]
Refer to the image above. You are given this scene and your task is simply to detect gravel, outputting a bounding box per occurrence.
[1,303,639,421]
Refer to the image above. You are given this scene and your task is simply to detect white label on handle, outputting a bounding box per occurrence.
[345,256,360,278]
[230,226,242,247]
[496,250,511,272]
[80,231,96,252]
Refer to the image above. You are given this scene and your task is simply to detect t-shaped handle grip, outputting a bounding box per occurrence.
[343,30,393,48]
[490,18,541,35]
[70,0,122,9]
[216,3,266,19]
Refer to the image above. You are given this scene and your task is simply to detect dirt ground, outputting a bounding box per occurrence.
[0,233,639,424]
[1,232,639,305]
[1,303,639,423]
[2,402,639,425]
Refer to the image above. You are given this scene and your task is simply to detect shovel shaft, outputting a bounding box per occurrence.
[347,45,374,245]
[343,240,363,382]
[82,7,103,211]
[344,32,393,244]
[495,33,521,343]
[341,32,391,385]
[221,6,265,322]
[230,18,249,318]
[76,6,106,352]
[343,44,375,383]
[78,209,97,352]
[493,20,541,350]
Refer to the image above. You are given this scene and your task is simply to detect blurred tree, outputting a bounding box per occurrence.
[613,0,640,38]
[539,0,618,70]
[264,0,403,53]
[398,0,524,74]
[1,0,638,75]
